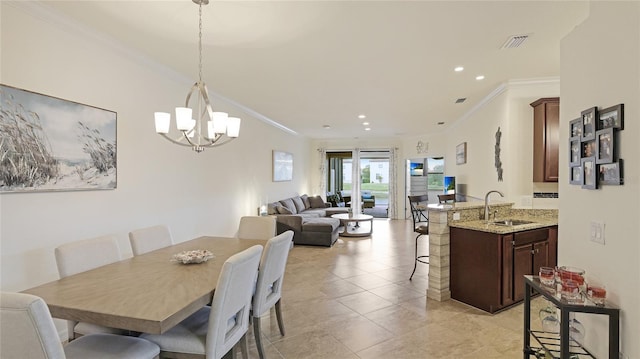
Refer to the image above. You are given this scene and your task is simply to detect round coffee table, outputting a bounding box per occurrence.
[331,213,374,237]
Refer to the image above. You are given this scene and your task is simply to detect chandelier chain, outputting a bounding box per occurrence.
[198,3,203,83]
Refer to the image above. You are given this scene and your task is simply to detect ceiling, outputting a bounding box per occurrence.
[40,1,589,140]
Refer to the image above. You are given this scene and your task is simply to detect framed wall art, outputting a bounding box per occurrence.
[272,150,293,182]
[580,107,597,141]
[569,138,581,166]
[598,104,624,130]
[0,84,117,193]
[569,118,582,138]
[599,160,623,185]
[595,128,615,164]
[456,142,467,165]
[570,165,582,185]
[581,157,597,190]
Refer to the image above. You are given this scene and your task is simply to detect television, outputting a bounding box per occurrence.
[410,162,424,176]
[444,176,455,194]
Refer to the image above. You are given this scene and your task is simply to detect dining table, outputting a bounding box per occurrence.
[22,236,265,335]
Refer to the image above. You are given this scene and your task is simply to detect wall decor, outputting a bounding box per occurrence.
[272,150,293,182]
[494,127,503,181]
[599,160,623,185]
[569,118,582,138]
[456,142,467,165]
[598,104,624,130]
[416,140,428,154]
[581,157,597,190]
[580,107,597,141]
[0,84,117,193]
[595,128,615,164]
[569,138,581,166]
[570,166,582,185]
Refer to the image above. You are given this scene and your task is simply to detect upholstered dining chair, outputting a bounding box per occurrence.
[129,225,174,256]
[0,291,160,359]
[252,231,294,359]
[141,245,263,359]
[54,235,127,340]
[408,195,429,280]
[237,216,277,240]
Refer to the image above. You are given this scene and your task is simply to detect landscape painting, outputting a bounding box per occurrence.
[0,84,116,193]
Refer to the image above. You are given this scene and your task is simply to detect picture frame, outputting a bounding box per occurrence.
[595,128,615,164]
[598,104,624,130]
[580,107,597,141]
[272,150,293,182]
[570,165,582,185]
[599,159,623,185]
[581,157,597,190]
[581,140,596,158]
[569,137,581,166]
[0,84,117,193]
[456,142,467,165]
[569,118,582,138]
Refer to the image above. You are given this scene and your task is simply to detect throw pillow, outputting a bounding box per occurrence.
[309,195,326,208]
[279,198,297,214]
[267,203,279,215]
[292,196,306,213]
[275,204,292,214]
[301,194,311,209]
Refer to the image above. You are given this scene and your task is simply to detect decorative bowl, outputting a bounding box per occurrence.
[172,249,214,264]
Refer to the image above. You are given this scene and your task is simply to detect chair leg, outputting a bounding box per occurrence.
[253,316,266,359]
[275,299,285,336]
[240,333,249,359]
[410,233,420,280]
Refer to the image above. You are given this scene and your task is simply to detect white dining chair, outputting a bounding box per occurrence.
[129,225,174,256]
[252,231,294,359]
[141,245,263,359]
[54,235,127,340]
[237,216,276,240]
[0,291,160,359]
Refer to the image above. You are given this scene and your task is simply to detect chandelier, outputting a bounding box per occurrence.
[154,0,240,153]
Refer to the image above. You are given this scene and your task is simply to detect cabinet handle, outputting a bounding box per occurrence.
[531,249,536,255]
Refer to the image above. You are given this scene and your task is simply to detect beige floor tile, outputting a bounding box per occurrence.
[368,283,425,304]
[343,273,392,290]
[271,330,358,359]
[336,291,394,315]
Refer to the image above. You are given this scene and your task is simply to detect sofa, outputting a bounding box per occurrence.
[267,194,349,247]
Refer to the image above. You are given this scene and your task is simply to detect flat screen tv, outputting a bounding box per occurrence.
[410,162,424,176]
[444,176,455,194]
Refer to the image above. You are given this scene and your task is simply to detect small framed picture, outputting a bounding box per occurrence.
[570,165,582,185]
[569,137,581,166]
[599,159,623,185]
[598,104,624,130]
[569,118,582,138]
[582,140,596,158]
[581,157,597,190]
[595,128,615,164]
[456,142,467,165]
[581,107,597,141]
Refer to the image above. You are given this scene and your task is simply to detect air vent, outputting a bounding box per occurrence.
[501,34,530,49]
[455,98,466,104]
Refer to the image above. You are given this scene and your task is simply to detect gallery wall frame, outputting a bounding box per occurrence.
[598,104,624,130]
[456,142,467,165]
[599,160,623,185]
[272,150,293,182]
[581,157,597,190]
[595,128,615,164]
[0,84,117,193]
[580,107,597,141]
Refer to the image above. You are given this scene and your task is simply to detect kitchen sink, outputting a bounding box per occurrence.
[492,219,535,226]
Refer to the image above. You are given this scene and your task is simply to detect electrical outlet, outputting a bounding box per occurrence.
[590,221,605,245]
[522,195,533,207]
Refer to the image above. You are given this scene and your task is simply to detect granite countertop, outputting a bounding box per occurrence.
[449,216,558,234]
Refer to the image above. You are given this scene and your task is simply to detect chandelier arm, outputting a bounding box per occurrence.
[158,133,196,148]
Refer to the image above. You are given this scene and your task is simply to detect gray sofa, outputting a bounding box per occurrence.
[267,194,349,247]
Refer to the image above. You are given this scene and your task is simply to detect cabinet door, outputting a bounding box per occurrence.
[513,243,533,302]
[533,240,551,275]
[502,235,514,306]
[531,98,559,182]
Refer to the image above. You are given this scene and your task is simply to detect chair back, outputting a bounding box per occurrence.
[408,195,429,228]
[253,231,294,317]
[55,235,122,278]
[438,194,456,203]
[0,292,66,359]
[237,216,276,240]
[129,225,174,256]
[206,245,263,359]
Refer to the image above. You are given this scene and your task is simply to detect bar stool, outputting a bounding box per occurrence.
[408,195,429,280]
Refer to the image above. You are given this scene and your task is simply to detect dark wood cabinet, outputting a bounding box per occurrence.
[531,98,559,182]
[450,226,558,313]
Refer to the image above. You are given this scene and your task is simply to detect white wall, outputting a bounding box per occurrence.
[0,2,311,338]
[560,2,639,358]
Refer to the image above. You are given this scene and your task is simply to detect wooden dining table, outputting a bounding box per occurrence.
[22,236,265,335]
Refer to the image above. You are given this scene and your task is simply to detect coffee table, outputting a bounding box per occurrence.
[331,213,374,237]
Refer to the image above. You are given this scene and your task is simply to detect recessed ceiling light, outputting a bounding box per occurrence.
[437,122,445,125]
[322,125,331,129]
[362,122,370,126]
[454,66,464,72]
[364,128,371,131]
[476,75,485,80]
[358,114,366,119]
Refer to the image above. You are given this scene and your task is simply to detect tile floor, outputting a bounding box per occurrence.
[246,219,538,359]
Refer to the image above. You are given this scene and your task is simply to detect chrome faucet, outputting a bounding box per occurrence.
[484,190,504,222]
